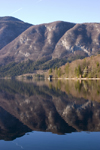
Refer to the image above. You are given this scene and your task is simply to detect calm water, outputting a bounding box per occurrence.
[0,79,100,150]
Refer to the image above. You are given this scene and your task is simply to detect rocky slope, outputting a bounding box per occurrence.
[0,17,100,69]
[53,23,100,58]
[0,16,32,50]
[0,20,75,65]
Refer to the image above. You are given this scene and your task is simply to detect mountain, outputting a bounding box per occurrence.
[0,20,75,65]
[0,16,32,50]
[0,17,100,76]
[53,23,100,59]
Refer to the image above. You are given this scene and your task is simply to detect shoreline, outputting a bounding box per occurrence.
[1,77,100,81]
[50,77,100,80]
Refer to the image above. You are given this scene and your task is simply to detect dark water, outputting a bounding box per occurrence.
[0,79,100,150]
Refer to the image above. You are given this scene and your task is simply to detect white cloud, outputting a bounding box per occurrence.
[9,8,23,15]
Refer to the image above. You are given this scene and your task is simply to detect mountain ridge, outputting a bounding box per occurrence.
[0,19,75,65]
[0,16,23,22]
[53,23,100,58]
[0,17,100,76]
[0,16,33,50]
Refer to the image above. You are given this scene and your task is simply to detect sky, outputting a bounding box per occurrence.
[0,0,100,25]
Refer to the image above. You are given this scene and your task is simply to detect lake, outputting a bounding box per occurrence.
[0,79,100,150]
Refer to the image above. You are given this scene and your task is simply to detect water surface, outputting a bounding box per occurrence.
[0,79,100,150]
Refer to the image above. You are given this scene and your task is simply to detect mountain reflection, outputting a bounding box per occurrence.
[0,79,100,141]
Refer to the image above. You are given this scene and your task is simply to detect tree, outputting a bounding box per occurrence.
[65,63,69,77]
[75,65,82,77]
[49,68,52,74]
[58,68,61,77]
[96,62,99,67]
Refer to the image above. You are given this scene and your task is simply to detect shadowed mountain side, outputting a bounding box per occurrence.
[0,80,100,135]
[0,16,33,50]
[0,106,31,141]
[0,21,75,65]
[53,23,100,58]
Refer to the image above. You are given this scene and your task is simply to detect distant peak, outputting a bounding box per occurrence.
[0,16,23,22]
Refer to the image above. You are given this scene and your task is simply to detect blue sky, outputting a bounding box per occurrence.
[0,0,100,25]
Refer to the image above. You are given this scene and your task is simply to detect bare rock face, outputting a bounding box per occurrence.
[0,21,75,64]
[0,16,32,50]
[53,23,100,58]
[0,17,100,65]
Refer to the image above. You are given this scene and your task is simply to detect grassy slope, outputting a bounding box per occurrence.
[47,54,100,78]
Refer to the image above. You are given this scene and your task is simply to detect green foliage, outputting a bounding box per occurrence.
[55,67,58,75]
[0,57,68,77]
[65,81,70,94]
[83,66,88,78]
[57,68,61,77]
[41,58,67,69]
[57,80,61,90]
[67,55,87,62]
[26,75,33,80]
[82,59,89,69]
[87,72,92,78]
[65,63,69,77]
[96,62,99,67]
[49,68,52,74]
[55,66,58,71]
[75,81,82,92]
[35,74,45,80]
[75,65,82,77]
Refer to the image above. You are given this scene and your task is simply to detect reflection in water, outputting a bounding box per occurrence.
[0,79,100,141]
[49,80,100,102]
